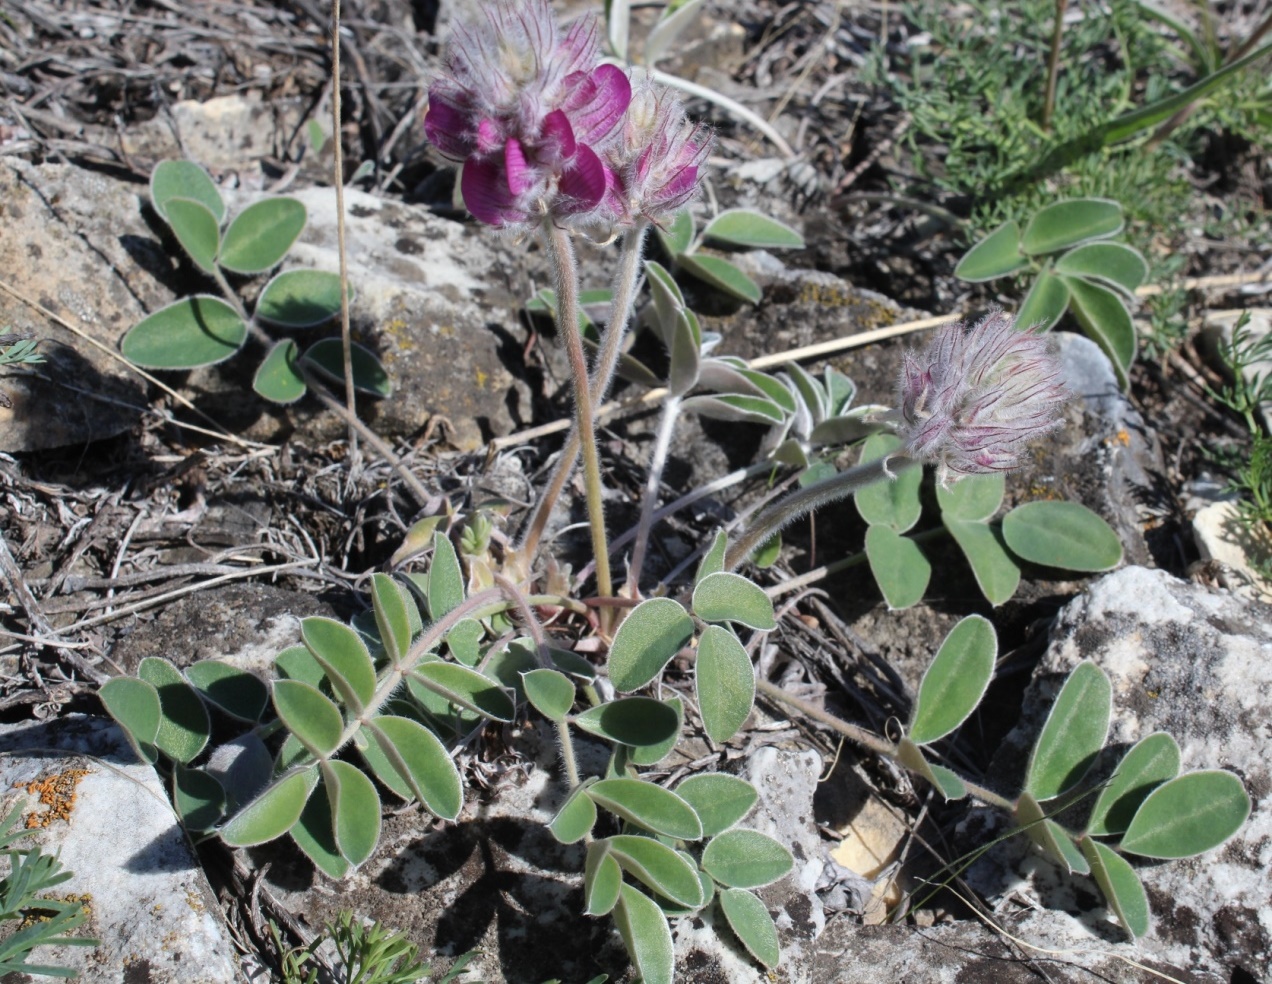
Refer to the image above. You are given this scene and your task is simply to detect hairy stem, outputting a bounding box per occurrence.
[627,394,680,592]
[543,222,613,610]
[521,222,648,563]
[725,455,918,571]
[754,678,1016,812]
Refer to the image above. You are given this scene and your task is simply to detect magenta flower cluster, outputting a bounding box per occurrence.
[424,0,710,230]
[897,311,1069,486]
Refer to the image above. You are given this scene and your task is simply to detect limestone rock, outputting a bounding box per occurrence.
[0,716,240,984]
[814,566,1271,982]
[0,159,159,451]
[967,566,1271,982]
[251,184,536,450]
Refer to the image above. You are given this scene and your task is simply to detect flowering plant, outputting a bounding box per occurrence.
[98,3,1252,981]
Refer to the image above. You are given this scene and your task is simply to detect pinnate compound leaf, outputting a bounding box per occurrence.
[585,842,623,916]
[678,253,762,305]
[692,572,775,630]
[695,625,755,745]
[172,764,226,832]
[1002,501,1123,572]
[427,530,464,620]
[122,296,247,369]
[702,209,804,249]
[1119,771,1251,859]
[574,697,681,748]
[323,759,381,867]
[164,198,221,274]
[701,829,793,888]
[719,888,780,969]
[1015,269,1071,334]
[943,518,1021,606]
[1087,732,1180,837]
[1024,661,1112,800]
[628,696,684,767]
[221,766,320,847]
[137,656,210,764]
[151,160,225,223]
[549,780,598,844]
[301,616,376,713]
[954,220,1028,282]
[855,433,922,531]
[302,339,392,397]
[369,573,412,665]
[1021,198,1123,255]
[1062,276,1137,388]
[291,780,349,880]
[587,779,702,840]
[909,615,996,744]
[695,530,728,585]
[218,197,306,273]
[675,775,757,836]
[185,661,267,722]
[608,835,705,909]
[364,716,462,819]
[256,269,348,327]
[522,668,576,722]
[936,472,1005,523]
[864,524,930,610]
[273,679,345,758]
[1055,242,1148,297]
[253,339,307,404]
[1079,836,1150,939]
[614,884,674,984]
[608,597,694,692]
[411,662,515,722]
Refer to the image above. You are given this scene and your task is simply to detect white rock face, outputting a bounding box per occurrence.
[970,566,1272,982]
[813,567,1271,983]
[0,716,240,983]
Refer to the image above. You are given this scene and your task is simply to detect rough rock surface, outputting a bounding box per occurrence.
[0,157,542,453]
[0,158,156,451]
[813,567,1270,983]
[0,716,239,984]
[240,183,537,450]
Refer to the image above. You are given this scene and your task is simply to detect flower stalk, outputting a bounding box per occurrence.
[544,221,614,610]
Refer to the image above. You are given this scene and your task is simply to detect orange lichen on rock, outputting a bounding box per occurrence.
[14,767,92,828]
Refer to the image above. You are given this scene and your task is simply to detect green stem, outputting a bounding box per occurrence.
[1041,0,1068,132]
[754,678,1016,812]
[520,222,648,564]
[542,222,613,608]
[725,455,917,571]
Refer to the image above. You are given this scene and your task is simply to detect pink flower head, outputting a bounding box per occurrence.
[897,310,1069,486]
[604,85,711,224]
[424,0,632,229]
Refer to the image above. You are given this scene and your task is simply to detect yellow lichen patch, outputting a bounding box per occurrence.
[18,893,93,930]
[16,767,91,828]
